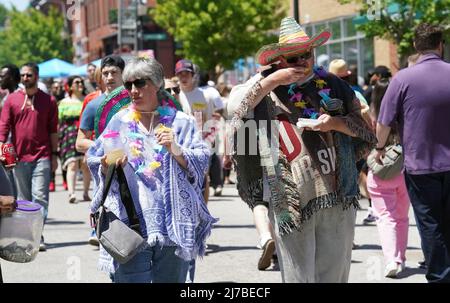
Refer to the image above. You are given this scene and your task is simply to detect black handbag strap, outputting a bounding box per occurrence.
[116,165,140,230]
[100,164,141,234]
[100,164,116,207]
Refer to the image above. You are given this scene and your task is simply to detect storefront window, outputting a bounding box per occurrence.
[344,40,358,66]
[361,38,375,77]
[344,17,357,37]
[304,25,313,36]
[314,23,327,36]
[330,43,342,60]
[329,20,341,40]
[312,16,374,78]
[315,45,329,69]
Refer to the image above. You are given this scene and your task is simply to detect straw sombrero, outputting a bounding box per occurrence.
[256,17,331,66]
[328,59,352,78]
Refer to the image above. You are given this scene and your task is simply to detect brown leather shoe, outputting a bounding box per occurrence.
[258,239,275,270]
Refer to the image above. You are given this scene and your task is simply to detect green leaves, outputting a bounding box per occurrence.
[0,3,8,27]
[339,0,449,60]
[152,0,288,79]
[0,7,73,67]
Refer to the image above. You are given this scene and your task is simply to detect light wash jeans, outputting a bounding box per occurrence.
[13,159,51,223]
[112,244,190,283]
[269,205,356,283]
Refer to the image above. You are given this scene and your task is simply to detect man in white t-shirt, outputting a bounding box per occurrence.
[198,71,224,113]
[175,59,214,284]
[177,60,225,197]
[177,59,215,128]
[198,71,225,197]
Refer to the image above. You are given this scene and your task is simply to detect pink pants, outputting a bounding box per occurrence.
[367,171,410,264]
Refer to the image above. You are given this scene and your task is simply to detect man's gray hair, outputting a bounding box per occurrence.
[122,57,164,89]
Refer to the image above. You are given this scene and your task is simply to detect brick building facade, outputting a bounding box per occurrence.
[32,0,178,78]
[71,0,177,77]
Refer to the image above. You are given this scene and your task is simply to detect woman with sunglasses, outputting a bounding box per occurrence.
[58,75,91,203]
[86,57,216,283]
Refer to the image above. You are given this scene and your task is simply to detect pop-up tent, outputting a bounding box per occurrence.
[38,58,76,78]
[69,59,102,76]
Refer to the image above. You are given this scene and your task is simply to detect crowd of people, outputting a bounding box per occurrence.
[0,17,449,284]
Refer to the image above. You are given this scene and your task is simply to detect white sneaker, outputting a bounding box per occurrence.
[362,207,378,225]
[213,186,223,196]
[384,261,405,278]
[88,229,99,246]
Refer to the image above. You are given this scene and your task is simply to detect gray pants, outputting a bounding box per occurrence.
[269,205,356,283]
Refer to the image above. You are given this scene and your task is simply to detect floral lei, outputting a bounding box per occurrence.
[287,66,336,119]
[126,99,177,189]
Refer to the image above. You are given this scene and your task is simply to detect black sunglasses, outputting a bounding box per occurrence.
[166,87,180,95]
[20,73,34,78]
[124,79,148,91]
[285,51,313,64]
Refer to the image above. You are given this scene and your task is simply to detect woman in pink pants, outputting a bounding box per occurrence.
[367,79,410,278]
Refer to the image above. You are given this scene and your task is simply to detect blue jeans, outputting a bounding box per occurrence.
[404,171,450,283]
[13,159,51,223]
[112,244,190,283]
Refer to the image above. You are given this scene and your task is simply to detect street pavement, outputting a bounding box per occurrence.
[2,173,426,283]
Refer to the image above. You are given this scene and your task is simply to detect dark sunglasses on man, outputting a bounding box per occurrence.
[284,51,313,64]
[124,78,148,91]
[20,73,34,78]
[166,87,180,95]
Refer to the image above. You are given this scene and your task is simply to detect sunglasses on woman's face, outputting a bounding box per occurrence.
[124,79,148,91]
[285,51,313,64]
[166,87,180,95]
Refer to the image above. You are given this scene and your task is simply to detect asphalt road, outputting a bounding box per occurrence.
[1,173,426,283]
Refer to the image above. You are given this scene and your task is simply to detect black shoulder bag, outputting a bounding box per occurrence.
[96,164,147,264]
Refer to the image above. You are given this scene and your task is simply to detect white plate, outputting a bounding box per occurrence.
[296,118,321,129]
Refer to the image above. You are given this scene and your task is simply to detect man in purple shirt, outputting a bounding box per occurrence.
[375,23,450,283]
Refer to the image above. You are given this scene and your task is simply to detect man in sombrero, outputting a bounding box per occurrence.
[228,17,376,282]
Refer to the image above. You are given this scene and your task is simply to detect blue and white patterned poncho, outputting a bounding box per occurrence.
[87,109,217,273]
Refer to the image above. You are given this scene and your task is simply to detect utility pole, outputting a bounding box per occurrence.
[293,0,300,23]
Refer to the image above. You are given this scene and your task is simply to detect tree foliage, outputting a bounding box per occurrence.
[339,0,450,64]
[152,0,288,79]
[0,4,8,27]
[0,7,73,66]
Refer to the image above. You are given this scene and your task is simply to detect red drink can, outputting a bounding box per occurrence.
[1,143,18,166]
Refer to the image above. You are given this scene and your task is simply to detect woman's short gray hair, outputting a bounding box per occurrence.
[122,57,164,89]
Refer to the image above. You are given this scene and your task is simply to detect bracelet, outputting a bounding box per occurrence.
[375,145,385,151]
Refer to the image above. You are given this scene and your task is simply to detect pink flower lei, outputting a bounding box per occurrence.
[126,100,177,187]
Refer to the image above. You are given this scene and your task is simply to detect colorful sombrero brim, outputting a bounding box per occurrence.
[256,30,331,66]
